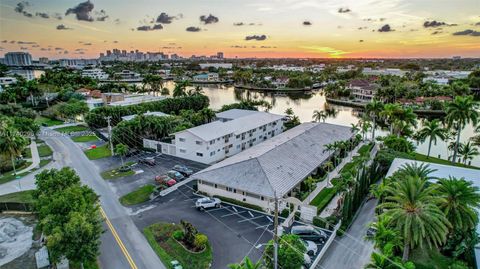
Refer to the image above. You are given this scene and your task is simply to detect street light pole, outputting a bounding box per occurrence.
[273,191,279,269]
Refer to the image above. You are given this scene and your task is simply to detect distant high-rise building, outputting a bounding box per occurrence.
[106,50,112,56]
[100,53,105,58]
[38,57,49,64]
[217,52,224,59]
[4,52,33,66]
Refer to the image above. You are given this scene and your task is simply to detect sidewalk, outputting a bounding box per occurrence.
[17,140,40,174]
[303,142,366,205]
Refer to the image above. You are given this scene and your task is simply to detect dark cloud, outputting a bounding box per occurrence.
[114,18,121,24]
[431,30,442,35]
[17,41,36,44]
[338,7,351,13]
[200,14,219,24]
[32,44,40,47]
[83,42,93,45]
[75,48,85,52]
[10,41,16,44]
[156,12,175,24]
[359,39,364,42]
[55,47,63,51]
[452,29,480,36]
[14,1,33,17]
[233,22,244,26]
[186,26,201,32]
[35,12,49,19]
[65,1,94,22]
[231,45,247,48]
[56,24,72,30]
[423,20,446,28]
[63,50,69,54]
[476,22,480,26]
[1,40,7,43]
[113,40,119,43]
[358,26,368,30]
[303,21,312,26]
[378,24,393,32]
[245,34,267,41]
[53,13,63,20]
[136,24,163,31]
[95,9,108,21]
[40,48,50,51]
[75,51,85,54]
[20,47,28,50]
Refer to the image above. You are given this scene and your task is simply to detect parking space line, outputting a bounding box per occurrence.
[255,224,272,230]
[205,207,226,213]
[248,211,254,218]
[266,216,273,222]
[239,215,264,223]
[232,206,238,212]
[221,211,246,217]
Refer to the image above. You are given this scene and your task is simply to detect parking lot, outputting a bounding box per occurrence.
[93,151,208,197]
[131,182,332,269]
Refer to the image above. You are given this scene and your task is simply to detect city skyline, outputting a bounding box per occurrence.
[0,0,479,59]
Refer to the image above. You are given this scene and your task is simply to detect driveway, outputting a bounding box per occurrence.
[317,198,377,269]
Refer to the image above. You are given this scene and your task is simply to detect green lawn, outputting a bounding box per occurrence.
[72,135,99,142]
[54,125,89,133]
[37,144,53,157]
[71,260,100,269]
[35,116,63,127]
[357,143,374,155]
[0,162,32,184]
[410,152,480,170]
[101,162,136,179]
[84,144,112,160]
[0,190,35,203]
[143,223,213,269]
[310,186,338,214]
[119,184,155,206]
[39,159,51,168]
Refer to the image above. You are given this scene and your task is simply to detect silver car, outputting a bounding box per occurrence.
[302,239,318,256]
[195,197,221,210]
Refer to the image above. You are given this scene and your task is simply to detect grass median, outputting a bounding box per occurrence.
[119,184,155,206]
[143,223,212,269]
[55,125,89,133]
[0,190,35,203]
[84,144,112,160]
[72,135,99,143]
[101,161,136,179]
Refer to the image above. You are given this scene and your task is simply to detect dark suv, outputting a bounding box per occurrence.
[139,157,155,166]
[172,165,194,176]
[290,225,328,243]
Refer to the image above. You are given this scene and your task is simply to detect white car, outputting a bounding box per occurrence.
[195,197,221,210]
[303,254,312,267]
[302,239,318,256]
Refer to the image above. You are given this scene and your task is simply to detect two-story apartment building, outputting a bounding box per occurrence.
[143,109,285,164]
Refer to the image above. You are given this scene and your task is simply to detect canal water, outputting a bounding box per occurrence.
[163,82,480,167]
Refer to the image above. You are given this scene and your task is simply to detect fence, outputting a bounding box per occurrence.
[0,202,34,212]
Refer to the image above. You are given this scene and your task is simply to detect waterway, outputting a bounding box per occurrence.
[162,82,480,167]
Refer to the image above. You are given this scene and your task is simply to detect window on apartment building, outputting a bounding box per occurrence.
[210,151,215,156]
[196,141,203,145]
[226,187,233,192]
[209,140,215,145]
[237,145,240,149]
[214,184,217,188]
[179,149,186,153]
[261,196,264,201]
[252,128,256,132]
[229,144,233,148]
[236,135,240,139]
[179,138,186,142]
[196,152,203,157]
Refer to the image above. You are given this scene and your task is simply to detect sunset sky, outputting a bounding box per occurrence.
[0,0,479,59]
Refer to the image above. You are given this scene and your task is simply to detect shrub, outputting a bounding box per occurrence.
[172,230,184,241]
[194,234,208,251]
[280,209,290,218]
[313,216,326,228]
[180,220,198,247]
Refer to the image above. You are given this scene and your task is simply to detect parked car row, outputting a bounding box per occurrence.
[154,164,194,188]
[290,225,328,267]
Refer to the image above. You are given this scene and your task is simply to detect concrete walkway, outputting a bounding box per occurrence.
[303,142,366,205]
[16,141,40,174]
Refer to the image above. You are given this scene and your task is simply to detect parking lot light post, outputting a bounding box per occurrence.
[105,116,114,156]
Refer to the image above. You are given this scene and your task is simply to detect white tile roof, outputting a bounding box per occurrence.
[193,122,353,198]
[215,109,262,120]
[121,111,169,121]
[177,111,284,142]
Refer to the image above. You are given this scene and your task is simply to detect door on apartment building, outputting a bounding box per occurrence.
[156,143,162,153]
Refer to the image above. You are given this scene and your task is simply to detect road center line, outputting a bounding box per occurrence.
[100,207,138,269]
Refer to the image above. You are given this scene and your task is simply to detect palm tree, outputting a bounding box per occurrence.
[0,126,28,176]
[312,110,327,122]
[392,162,437,181]
[114,143,129,167]
[366,99,384,141]
[366,215,401,250]
[173,80,190,97]
[437,176,480,231]
[350,123,360,136]
[285,108,294,120]
[416,119,446,159]
[228,257,262,269]
[199,108,216,123]
[380,175,450,261]
[380,103,402,135]
[446,96,479,163]
[458,141,479,165]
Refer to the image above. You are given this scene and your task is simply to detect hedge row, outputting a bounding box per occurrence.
[85,95,210,128]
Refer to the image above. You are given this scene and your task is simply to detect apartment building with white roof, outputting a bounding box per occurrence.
[143,109,285,164]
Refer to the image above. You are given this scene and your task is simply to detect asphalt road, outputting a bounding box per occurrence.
[41,128,165,269]
[317,198,377,269]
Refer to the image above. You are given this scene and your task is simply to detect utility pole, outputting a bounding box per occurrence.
[273,191,279,269]
[105,116,114,156]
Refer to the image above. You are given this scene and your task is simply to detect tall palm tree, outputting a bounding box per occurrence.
[446,96,479,163]
[284,108,294,120]
[312,110,327,122]
[114,143,129,167]
[228,257,262,269]
[458,141,479,165]
[392,163,437,181]
[381,175,450,261]
[416,119,446,159]
[350,123,360,136]
[0,126,28,176]
[437,176,480,231]
[366,99,384,141]
[380,103,402,135]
